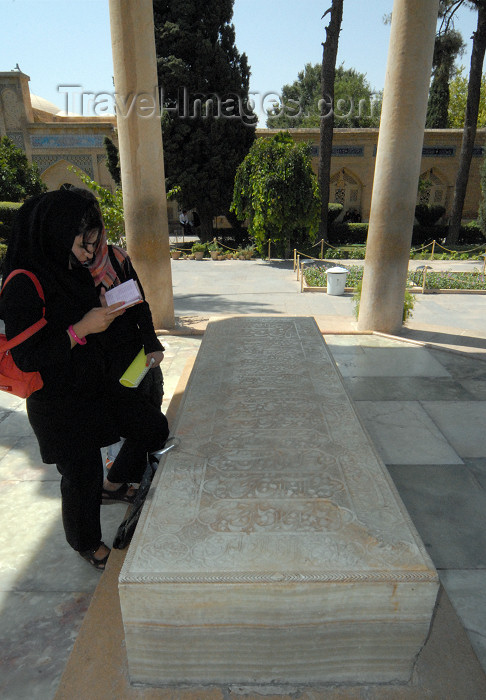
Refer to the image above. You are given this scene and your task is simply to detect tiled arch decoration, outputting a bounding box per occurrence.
[31,154,94,178]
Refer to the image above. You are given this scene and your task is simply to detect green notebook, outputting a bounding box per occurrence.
[120,348,154,388]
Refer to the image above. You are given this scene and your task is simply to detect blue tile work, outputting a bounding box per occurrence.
[31,134,104,149]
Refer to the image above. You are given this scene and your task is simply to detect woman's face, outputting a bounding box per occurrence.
[70,229,99,266]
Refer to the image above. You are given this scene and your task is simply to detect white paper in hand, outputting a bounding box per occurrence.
[105,279,143,312]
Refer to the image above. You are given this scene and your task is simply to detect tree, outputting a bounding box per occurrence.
[69,167,125,245]
[0,136,46,202]
[231,132,321,258]
[153,0,256,241]
[426,32,465,127]
[448,65,486,125]
[266,63,382,129]
[448,0,486,245]
[104,136,121,187]
[426,0,466,127]
[319,0,344,242]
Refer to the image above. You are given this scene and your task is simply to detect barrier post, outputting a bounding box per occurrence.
[296,255,300,280]
[268,240,271,259]
[320,239,324,260]
[422,266,428,294]
[430,240,435,260]
[294,249,297,271]
[483,254,486,276]
[301,261,305,292]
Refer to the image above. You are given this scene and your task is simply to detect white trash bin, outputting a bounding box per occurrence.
[326,266,348,295]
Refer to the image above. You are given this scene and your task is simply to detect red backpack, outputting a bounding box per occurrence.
[0,270,46,398]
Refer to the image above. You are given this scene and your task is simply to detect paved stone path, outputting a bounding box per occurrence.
[1,258,486,698]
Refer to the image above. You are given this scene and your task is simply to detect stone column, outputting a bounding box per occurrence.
[357,0,439,333]
[109,0,174,329]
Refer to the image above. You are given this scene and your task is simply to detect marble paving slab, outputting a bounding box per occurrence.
[439,570,486,671]
[387,464,486,569]
[421,401,486,459]
[119,317,439,686]
[356,401,462,465]
[326,336,451,378]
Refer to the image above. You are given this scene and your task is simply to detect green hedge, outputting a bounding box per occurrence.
[412,222,485,247]
[0,202,22,243]
[458,221,485,245]
[329,222,368,245]
[411,225,446,246]
[414,204,446,227]
[328,203,343,226]
[327,220,485,249]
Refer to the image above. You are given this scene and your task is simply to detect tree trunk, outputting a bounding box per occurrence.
[198,211,214,242]
[447,2,486,245]
[318,0,344,242]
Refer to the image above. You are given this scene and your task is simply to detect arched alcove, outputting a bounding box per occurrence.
[40,159,90,191]
[329,168,363,219]
[417,167,448,208]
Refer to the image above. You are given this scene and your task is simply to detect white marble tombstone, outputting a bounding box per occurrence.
[119,317,439,686]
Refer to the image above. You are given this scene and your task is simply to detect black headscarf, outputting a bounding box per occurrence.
[3,189,102,325]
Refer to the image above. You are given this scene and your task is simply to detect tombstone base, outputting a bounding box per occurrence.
[119,317,439,686]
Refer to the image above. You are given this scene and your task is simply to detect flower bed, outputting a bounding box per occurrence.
[304,265,486,292]
[304,265,363,289]
[407,269,486,291]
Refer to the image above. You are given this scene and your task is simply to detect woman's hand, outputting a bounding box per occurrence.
[145,350,165,367]
[73,304,125,339]
[99,287,108,308]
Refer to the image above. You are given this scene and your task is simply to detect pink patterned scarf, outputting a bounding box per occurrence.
[89,229,129,289]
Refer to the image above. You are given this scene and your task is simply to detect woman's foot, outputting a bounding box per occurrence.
[79,541,110,570]
[102,481,137,504]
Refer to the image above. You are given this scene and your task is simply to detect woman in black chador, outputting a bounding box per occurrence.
[0,190,169,569]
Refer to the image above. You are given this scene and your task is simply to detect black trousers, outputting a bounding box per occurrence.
[56,396,169,552]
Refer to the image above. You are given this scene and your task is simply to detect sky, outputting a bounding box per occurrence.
[0,0,480,126]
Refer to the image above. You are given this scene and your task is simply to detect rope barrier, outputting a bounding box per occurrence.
[410,241,434,253]
[433,241,486,254]
[297,251,323,260]
[217,241,239,252]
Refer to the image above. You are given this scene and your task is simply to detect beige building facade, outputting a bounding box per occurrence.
[0,70,117,193]
[1,70,485,224]
[266,127,486,223]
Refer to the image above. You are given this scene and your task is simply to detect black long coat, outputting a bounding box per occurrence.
[1,269,121,463]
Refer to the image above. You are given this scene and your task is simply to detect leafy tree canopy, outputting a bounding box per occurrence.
[153,0,256,239]
[231,132,321,257]
[448,65,486,125]
[426,29,465,127]
[104,136,121,187]
[69,167,125,246]
[0,136,46,202]
[266,63,382,129]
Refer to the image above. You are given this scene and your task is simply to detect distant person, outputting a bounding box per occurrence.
[179,210,192,236]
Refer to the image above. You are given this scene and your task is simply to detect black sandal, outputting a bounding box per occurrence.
[102,482,136,504]
[79,541,110,570]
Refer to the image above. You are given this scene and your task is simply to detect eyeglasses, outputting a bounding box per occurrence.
[81,241,97,254]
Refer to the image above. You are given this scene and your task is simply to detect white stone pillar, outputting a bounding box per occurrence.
[357,0,439,333]
[109,0,174,329]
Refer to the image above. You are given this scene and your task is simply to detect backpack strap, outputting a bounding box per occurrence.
[0,269,47,351]
[107,245,126,282]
